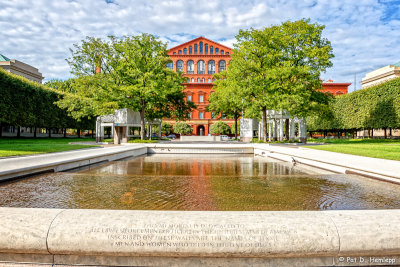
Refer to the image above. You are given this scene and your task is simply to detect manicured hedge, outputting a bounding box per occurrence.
[307,78,400,133]
[0,68,94,131]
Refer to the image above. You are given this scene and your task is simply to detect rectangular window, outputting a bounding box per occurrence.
[188,113,191,119]
[189,46,193,54]
[215,48,219,54]
[194,44,198,54]
[199,112,203,119]
[179,50,182,54]
[210,46,213,54]
[211,112,215,119]
[199,95,203,102]
[187,95,191,101]
[205,44,208,54]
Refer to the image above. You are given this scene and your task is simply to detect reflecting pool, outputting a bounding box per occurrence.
[1,154,400,210]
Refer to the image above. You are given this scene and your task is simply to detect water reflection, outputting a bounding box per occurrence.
[0,154,399,211]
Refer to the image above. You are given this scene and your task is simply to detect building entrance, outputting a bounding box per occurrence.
[197,125,205,136]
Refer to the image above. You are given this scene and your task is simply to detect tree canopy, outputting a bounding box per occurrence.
[50,34,194,139]
[226,19,333,141]
[172,122,193,135]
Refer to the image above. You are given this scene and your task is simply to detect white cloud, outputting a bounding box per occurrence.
[1,0,400,90]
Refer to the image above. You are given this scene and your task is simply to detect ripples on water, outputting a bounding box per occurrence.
[0,154,399,211]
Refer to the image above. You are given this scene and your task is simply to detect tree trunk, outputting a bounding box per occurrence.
[368,129,371,138]
[390,128,392,138]
[285,119,289,141]
[262,107,267,142]
[34,127,37,138]
[91,129,94,138]
[0,121,2,138]
[323,131,326,138]
[234,113,238,140]
[48,128,51,138]
[16,126,21,138]
[140,106,146,140]
[77,129,81,138]
[371,129,374,137]
[149,125,152,140]
[384,128,387,139]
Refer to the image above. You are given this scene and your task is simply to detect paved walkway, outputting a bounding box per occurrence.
[0,145,146,181]
[255,144,400,182]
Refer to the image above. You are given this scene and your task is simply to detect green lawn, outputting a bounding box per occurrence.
[0,138,98,157]
[305,138,400,161]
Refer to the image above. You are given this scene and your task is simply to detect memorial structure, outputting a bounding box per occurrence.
[96,108,161,144]
[240,111,307,142]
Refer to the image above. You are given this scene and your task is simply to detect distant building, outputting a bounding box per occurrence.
[0,53,44,83]
[322,80,351,96]
[361,62,400,89]
[165,37,233,136]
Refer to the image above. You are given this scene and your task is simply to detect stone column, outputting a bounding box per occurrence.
[289,119,295,142]
[158,122,162,138]
[273,119,278,141]
[299,119,307,143]
[279,119,284,141]
[114,126,120,145]
[268,121,272,142]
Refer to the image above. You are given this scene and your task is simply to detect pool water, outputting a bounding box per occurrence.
[1,154,399,210]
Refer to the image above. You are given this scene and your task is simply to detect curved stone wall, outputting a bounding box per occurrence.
[1,208,400,266]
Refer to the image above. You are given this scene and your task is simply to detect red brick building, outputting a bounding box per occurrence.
[322,80,351,96]
[165,37,233,136]
[165,37,350,136]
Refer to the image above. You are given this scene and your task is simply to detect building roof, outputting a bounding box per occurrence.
[393,62,400,67]
[167,36,232,52]
[0,54,10,62]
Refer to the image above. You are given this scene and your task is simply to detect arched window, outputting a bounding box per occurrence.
[194,44,198,54]
[191,78,195,83]
[208,78,211,83]
[215,48,219,54]
[226,52,229,55]
[199,41,203,54]
[178,50,182,54]
[184,48,187,55]
[205,44,208,54]
[220,50,224,55]
[189,46,193,54]
[218,60,226,72]
[210,46,214,54]
[176,60,184,72]
[197,78,201,82]
[197,60,205,74]
[187,60,194,74]
[208,60,215,74]
[202,78,205,83]
[187,78,190,83]
[166,61,173,69]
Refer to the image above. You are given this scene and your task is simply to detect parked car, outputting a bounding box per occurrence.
[166,134,177,139]
[220,135,230,141]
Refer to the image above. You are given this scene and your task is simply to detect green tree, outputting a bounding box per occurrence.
[173,122,193,135]
[230,19,333,141]
[55,34,194,140]
[208,71,243,139]
[209,121,231,135]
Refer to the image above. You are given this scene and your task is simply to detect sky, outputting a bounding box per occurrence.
[1,0,400,91]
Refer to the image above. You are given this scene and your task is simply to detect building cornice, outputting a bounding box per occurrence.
[360,70,400,85]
